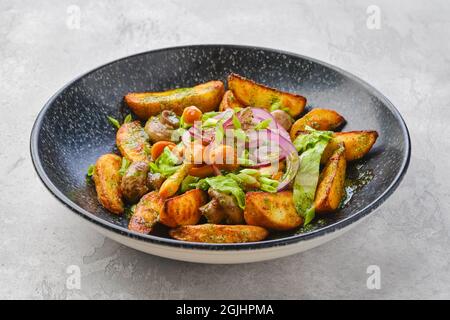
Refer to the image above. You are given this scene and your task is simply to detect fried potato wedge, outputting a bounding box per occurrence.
[159,189,207,228]
[244,191,303,231]
[321,130,378,163]
[93,154,124,214]
[219,90,244,111]
[128,191,163,234]
[315,147,346,213]
[116,121,151,163]
[290,108,345,140]
[125,80,225,119]
[228,73,306,117]
[170,224,269,243]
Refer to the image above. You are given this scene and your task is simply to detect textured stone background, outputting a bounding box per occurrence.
[1,0,449,299]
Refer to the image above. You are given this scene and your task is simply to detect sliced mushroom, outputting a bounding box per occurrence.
[271,109,294,131]
[160,110,180,128]
[120,161,149,203]
[199,198,226,224]
[240,107,254,130]
[145,117,174,143]
[208,189,244,224]
[147,172,165,191]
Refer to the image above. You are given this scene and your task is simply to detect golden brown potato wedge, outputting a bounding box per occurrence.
[92,154,124,214]
[219,90,244,111]
[321,131,378,163]
[125,80,225,119]
[159,189,207,228]
[228,73,306,117]
[116,121,151,163]
[244,191,303,231]
[170,224,269,243]
[128,191,163,234]
[315,147,346,213]
[290,108,345,140]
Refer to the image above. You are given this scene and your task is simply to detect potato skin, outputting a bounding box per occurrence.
[116,121,151,162]
[321,131,378,163]
[170,224,269,243]
[159,189,208,228]
[93,154,124,214]
[315,147,347,213]
[228,73,306,117]
[290,108,345,140]
[124,81,225,119]
[128,191,164,234]
[244,191,303,231]
[219,90,243,111]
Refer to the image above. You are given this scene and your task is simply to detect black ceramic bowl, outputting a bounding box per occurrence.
[30,45,410,263]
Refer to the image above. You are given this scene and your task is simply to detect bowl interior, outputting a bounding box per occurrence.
[32,45,409,247]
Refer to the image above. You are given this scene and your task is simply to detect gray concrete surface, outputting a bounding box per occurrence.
[1,0,449,299]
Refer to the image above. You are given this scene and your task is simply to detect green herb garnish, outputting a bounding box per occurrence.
[87,164,95,177]
[234,129,247,142]
[118,157,131,176]
[125,205,136,219]
[202,117,219,128]
[215,122,224,144]
[232,114,241,129]
[254,118,272,130]
[107,116,121,129]
[123,114,133,124]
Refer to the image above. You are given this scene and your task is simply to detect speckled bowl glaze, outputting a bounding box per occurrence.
[31,45,410,264]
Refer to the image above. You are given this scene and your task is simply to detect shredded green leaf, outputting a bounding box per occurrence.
[202,117,219,128]
[234,128,247,142]
[199,175,246,209]
[260,184,277,193]
[201,111,220,122]
[234,173,259,188]
[196,179,210,191]
[240,169,259,176]
[149,147,181,177]
[292,129,332,226]
[293,126,333,153]
[259,176,279,187]
[270,100,283,112]
[181,175,200,193]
